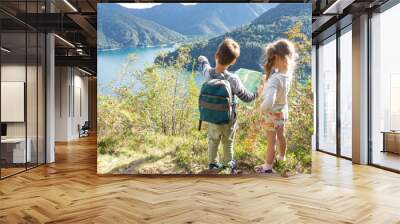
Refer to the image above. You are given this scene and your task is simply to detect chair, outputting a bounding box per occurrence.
[79,121,90,138]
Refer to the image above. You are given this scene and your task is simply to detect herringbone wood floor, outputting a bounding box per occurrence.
[1,136,400,224]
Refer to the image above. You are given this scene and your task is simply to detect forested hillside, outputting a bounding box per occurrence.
[98,4,185,50]
[156,3,312,79]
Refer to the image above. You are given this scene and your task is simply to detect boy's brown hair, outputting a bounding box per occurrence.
[216,38,240,66]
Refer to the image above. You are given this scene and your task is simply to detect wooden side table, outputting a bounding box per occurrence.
[381,131,400,154]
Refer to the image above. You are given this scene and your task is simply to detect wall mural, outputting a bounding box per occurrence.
[97,3,313,175]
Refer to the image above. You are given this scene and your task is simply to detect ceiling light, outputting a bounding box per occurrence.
[76,48,85,55]
[1,47,11,53]
[54,34,75,48]
[63,0,78,12]
[323,0,341,14]
[323,0,355,15]
[78,67,92,76]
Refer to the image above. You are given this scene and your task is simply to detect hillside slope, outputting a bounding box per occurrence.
[192,3,311,71]
[157,3,311,74]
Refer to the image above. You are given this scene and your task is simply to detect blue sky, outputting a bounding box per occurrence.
[119,3,197,9]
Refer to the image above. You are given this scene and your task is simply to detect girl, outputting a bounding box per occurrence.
[255,39,298,173]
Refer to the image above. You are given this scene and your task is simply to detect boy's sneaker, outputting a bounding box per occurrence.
[226,160,237,174]
[208,163,224,170]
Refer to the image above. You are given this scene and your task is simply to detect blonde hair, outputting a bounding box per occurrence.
[262,39,298,79]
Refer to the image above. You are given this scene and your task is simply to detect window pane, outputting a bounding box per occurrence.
[27,31,38,169]
[318,36,337,154]
[371,4,400,171]
[0,0,46,179]
[38,33,45,165]
[1,31,28,177]
[340,28,352,158]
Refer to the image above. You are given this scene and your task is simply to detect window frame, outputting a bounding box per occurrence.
[315,22,353,161]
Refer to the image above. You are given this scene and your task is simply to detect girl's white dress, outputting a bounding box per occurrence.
[260,72,291,130]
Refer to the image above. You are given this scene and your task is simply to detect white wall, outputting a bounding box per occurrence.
[72,72,89,138]
[1,65,26,139]
[55,66,69,141]
[55,67,89,141]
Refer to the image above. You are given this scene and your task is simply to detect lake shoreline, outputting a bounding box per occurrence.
[98,43,182,52]
[98,45,178,94]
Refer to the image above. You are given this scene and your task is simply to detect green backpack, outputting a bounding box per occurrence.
[198,69,234,130]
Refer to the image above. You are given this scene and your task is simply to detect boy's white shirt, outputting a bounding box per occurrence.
[260,72,291,119]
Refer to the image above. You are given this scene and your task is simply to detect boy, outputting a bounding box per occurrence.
[198,38,263,172]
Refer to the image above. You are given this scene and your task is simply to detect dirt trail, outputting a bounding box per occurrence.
[111,148,183,174]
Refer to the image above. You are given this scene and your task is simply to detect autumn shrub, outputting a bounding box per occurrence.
[175,134,208,173]
[98,136,119,155]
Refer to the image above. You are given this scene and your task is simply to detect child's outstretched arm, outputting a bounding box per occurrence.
[198,55,212,80]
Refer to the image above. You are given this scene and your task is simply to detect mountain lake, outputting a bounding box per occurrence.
[98,45,262,95]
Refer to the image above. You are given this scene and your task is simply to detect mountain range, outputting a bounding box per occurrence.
[129,3,276,36]
[97,3,277,50]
